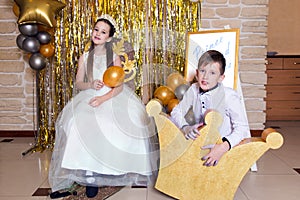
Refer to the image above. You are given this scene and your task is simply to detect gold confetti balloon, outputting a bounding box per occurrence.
[103,66,125,88]
[154,86,175,106]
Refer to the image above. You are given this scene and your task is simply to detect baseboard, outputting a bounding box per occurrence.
[0,130,35,137]
[0,130,263,137]
[250,130,262,137]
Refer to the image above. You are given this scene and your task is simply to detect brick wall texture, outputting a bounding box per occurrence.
[0,0,268,130]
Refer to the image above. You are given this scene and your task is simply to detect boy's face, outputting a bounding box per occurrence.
[196,62,225,91]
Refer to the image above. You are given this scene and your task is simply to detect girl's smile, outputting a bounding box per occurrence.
[92,21,111,45]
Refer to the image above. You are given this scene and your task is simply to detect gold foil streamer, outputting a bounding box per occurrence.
[35,0,200,150]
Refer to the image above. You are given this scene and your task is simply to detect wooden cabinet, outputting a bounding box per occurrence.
[266,56,300,120]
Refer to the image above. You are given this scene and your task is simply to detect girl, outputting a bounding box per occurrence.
[49,15,157,198]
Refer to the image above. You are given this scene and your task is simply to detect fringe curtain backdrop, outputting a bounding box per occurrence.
[32,0,201,152]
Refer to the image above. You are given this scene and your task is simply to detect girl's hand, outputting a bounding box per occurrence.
[88,96,105,107]
[91,79,104,90]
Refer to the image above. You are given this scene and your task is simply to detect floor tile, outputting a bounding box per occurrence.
[240,174,300,200]
[0,138,14,143]
[293,168,300,174]
[146,187,176,200]
[0,197,48,200]
[32,188,51,196]
[0,160,48,196]
[106,187,147,200]
[253,151,297,175]
[0,120,299,200]
[234,187,248,200]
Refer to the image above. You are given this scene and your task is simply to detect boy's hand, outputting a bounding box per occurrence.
[201,142,230,166]
[181,123,203,140]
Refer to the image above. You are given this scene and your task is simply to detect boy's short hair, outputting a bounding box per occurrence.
[197,50,226,75]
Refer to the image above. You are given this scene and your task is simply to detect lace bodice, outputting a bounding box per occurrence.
[93,54,107,80]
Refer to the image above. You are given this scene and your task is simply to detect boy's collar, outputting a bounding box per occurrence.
[199,83,219,94]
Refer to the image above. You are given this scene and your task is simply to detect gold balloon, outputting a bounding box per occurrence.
[152,98,163,106]
[38,25,55,35]
[154,86,175,106]
[40,43,55,58]
[166,72,185,92]
[167,98,179,113]
[103,66,125,88]
[13,2,19,17]
[14,0,66,27]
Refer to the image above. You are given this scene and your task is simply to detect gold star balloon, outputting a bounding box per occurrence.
[14,0,66,27]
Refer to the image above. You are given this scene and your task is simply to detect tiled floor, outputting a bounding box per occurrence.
[0,120,299,200]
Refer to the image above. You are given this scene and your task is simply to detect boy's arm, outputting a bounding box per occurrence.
[170,85,195,128]
[223,90,250,148]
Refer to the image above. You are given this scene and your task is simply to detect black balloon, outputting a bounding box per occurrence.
[18,24,38,36]
[36,31,51,44]
[29,53,47,70]
[184,105,196,125]
[22,37,40,53]
[16,34,27,50]
[175,84,190,100]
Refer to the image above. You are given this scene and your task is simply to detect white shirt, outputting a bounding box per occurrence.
[170,83,250,147]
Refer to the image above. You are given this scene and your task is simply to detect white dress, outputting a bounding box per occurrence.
[49,54,158,192]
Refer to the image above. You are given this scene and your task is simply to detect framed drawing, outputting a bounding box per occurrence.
[185,29,240,89]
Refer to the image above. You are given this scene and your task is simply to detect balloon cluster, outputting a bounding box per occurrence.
[16,24,54,70]
[13,0,66,70]
[153,72,190,113]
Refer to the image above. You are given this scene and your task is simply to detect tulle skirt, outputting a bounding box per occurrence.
[49,85,159,192]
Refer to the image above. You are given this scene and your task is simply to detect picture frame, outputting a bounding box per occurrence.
[184,28,240,89]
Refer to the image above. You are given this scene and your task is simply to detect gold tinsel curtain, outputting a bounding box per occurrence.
[31,0,200,152]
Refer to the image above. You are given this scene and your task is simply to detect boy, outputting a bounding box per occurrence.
[171,50,250,166]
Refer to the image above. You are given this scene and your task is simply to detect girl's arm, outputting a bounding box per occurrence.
[75,55,105,91]
[89,84,123,107]
[88,55,123,107]
[75,55,93,90]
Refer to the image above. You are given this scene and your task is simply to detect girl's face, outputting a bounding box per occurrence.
[196,62,225,91]
[92,21,112,45]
